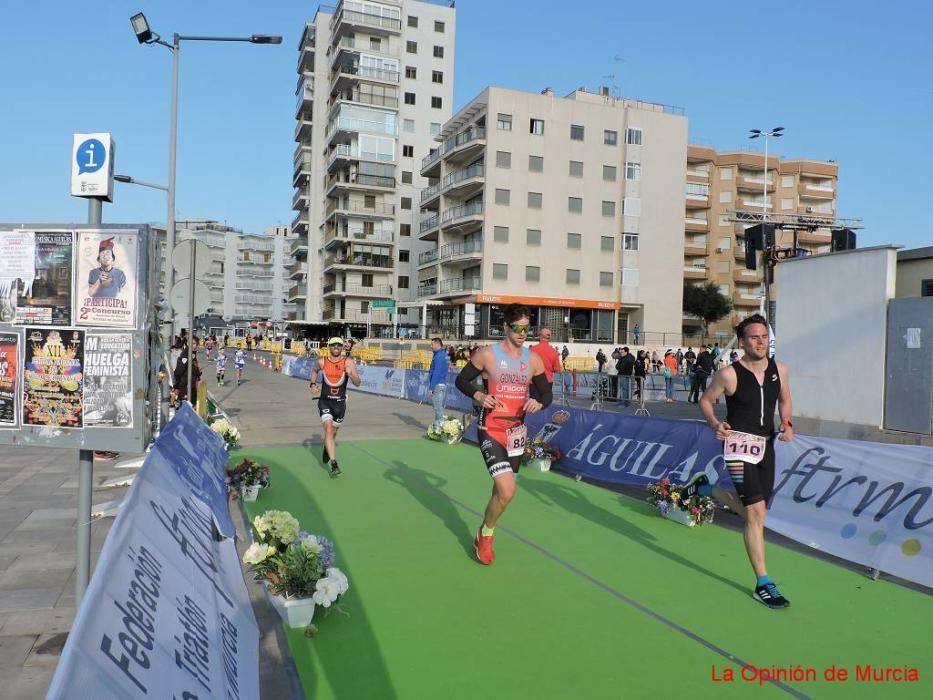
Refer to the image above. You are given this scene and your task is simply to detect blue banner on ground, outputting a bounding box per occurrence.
[47,404,259,699]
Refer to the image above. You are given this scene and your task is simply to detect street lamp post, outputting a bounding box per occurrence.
[748,127,783,328]
[131,13,281,405]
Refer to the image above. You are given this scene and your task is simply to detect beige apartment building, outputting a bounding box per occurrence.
[684,146,838,340]
[291,0,456,335]
[416,85,688,344]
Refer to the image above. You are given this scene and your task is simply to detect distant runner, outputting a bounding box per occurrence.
[310,337,361,478]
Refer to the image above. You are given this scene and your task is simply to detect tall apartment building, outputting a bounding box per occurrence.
[291,0,456,335]
[415,85,687,343]
[683,147,838,339]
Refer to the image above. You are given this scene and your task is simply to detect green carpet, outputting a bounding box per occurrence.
[236,440,931,699]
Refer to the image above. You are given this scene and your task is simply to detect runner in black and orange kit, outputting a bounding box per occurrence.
[310,337,361,477]
[455,304,553,565]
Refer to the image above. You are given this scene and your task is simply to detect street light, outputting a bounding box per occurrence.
[130,12,281,403]
[114,174,168,191]
[748,126,784,328]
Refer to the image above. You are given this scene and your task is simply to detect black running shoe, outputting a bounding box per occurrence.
[329,461,342,478]
[680,472,709,507]
[754,582,790,609]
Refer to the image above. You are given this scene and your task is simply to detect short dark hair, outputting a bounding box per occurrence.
[431,337,442,345]
[736,313,768,339]
[503,304,531,324]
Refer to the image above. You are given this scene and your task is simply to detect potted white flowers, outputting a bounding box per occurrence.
[242,510,349,629]
[426,415,464,445]
[210,417,241,449]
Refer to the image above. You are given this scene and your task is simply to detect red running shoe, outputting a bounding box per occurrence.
[474,528,495,565]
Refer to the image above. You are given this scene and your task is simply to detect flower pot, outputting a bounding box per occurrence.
[529,458,551,472]
[242,484,260,502]
[263,582,316,628]
[446,434,462,445]
[660,505,695,527]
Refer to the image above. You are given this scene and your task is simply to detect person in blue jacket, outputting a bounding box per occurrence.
[427,337,449,428]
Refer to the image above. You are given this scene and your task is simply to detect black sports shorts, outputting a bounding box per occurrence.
[318,397,346,425]
[478,431,521,478]
[725,438,775,507]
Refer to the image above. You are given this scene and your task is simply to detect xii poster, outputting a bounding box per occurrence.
[23,328,85,428]
[84,333,133,428]
[76,231,138,328]
[0,231,73,326]
[0,332,19,427]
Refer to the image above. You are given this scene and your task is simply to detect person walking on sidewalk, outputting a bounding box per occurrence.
[427,337,449,428]
[689,345,714,402]
[310,337,362,478]
[455,305,552,565]
[682,314,795,609]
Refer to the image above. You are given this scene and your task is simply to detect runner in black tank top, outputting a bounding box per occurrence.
[684,314,795,609]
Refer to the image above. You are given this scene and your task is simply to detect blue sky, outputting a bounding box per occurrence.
[2,0,930,249]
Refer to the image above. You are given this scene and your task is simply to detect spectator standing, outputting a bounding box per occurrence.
[530,327,562,402]
[560,344,570,368]
[427,337,450,429]
[663,350,678,402]
[690,345,715,403]
[596,348,607,373]
[616,346,636,406]
[632,324,640,345]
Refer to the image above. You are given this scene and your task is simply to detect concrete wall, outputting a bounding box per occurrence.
[896,256,933,298]
[776,245,899,427]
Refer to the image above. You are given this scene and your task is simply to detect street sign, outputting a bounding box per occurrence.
[71,133,115,202]
[171,239,211,278]
[372,299,396,309]
[170,279,211,320]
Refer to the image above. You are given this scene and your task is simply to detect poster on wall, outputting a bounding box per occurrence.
[22,328,85,428]
[75,231,138,328]
[0,231,73,326]
[83,333,133,428]
[0,331,20,427]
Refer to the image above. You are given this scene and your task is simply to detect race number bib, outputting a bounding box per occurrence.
[506,424,528,457]
[724,431,766,464]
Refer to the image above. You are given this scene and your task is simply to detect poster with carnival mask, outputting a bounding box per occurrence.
[0,230,73,326]
[83,332,133,428]
[75,231,138,328]
[23,328,85,428]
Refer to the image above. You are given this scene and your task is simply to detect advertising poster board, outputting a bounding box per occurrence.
[0,331,20,427]
[0,230,74,326]
[83,332,133,428]
[22,327,85,428]
[76,231,138,328]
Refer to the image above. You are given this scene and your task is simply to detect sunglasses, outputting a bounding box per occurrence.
[508,323,530,334]
[329,343,343,348]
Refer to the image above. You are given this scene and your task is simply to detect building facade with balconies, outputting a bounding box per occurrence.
[293,0,455,335]
[415,85,687,343]
[682,146,838,340]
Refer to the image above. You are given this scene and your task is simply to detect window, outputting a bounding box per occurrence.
[362,273,374,287]
[566,269,581,284]
[404,92,416,105]
[400,223,411,237]
[530,118,545,135]
[495,188,510,205]
[622,268,639,287]
[601,235,614,252]
[528,192,542,209]
[405,66,417,79]
[570,124,585,141]
[403,118,415,133]
[435,20,445,32]
[430,122,441,135]
[626,127,642,145]
[526,228,541,245]
[717,260,731,273]
[526,266,540,282]
[719,190,733,203]
[398,275,409,289]
[497,113,512,130]
[625,161,641,181]
[623,197,641,216]
[569,161,583,177]
[601,200,615,217]
[603,165,617,181]
[402,144,414,157]
[370,37,382,50]
[782,175,795,187]
[719,166,733,180]
[782,197,794,210]
[923,279,933,297]
[406,40,417,54]
[364,194,376,208]
[408,16,418,27]
[604,129,618,145]
[399,250,410,262]
[496,150,511,168]
[401,171,413,184]
[401,197,412,210]
[493,263,508,280]
[686,182,709,197]
[528,155,543,172]
[600,272,613,287]
[360,301,370,313]
[432,70,443,84]
[567,232,581,249]
[623,233,639,250]
[433,45,444,58]
[431,96,442,109]
[494,226,509,242]
[568,197,583,213]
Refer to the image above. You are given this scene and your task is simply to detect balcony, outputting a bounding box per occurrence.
[683,244,707,257]
[798,182,835,199]
[442,162,485,199]
[325,171,396,197]
[419,213,440,240]
[684,265,708,281]
[294,116,314,143]
[684,217,708,233]
[298,33,315,73]
[289,235,309,256]
[325,200,395,221]
[736,175,775,193]
[295,80,314,118]
[438,277,481,295]
[420,181,441,206]
[797,230,831,245]
[331,62,400,91]
[326,143,395,172]
[440,201,484,234]
[327,111,397,143]
[418,248,439,266]
[330,37,400,67]
[328,90,399,116]
[684,194,709,209]
[421,126,487,177]
[293,146,313,186]
[291,214,309,236]
[331,5,402,36]
[292,188,309,211]
[322,253,393,272]
[288,283,307,301]
[735,198,772,212]
[288,262,308,279]
[439,239,482,267]
[734,245,748,262]
[324,228,394,250]
[417,282,437,297]
[732,290,761,308]
[323,284,393,297]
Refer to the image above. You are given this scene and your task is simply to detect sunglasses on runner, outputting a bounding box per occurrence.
[328,343,342,348]
[508,323,530,334]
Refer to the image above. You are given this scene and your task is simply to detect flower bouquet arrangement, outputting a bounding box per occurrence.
[210,417,241,449]
[426,415,464,445]
[521,438,561,472]
[645,478,715,527]
[243,510,349,628]
[227,458,270,501]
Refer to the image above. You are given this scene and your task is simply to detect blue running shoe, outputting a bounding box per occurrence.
[680,472,709,508]
[754,582,790,609]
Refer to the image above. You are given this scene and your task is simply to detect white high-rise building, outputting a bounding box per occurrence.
[291,0,456,336]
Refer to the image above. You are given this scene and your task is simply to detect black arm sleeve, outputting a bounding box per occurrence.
[455,362,483,398]
[531,373,553,408]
